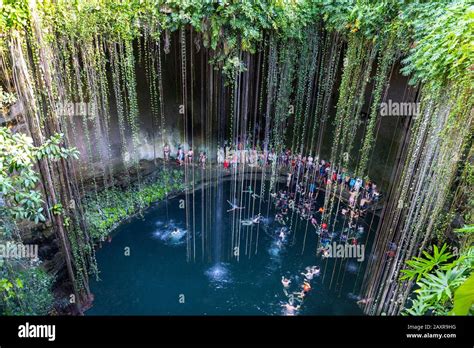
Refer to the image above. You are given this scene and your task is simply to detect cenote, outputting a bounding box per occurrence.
[88,178,376,315]
[2,1,472,322]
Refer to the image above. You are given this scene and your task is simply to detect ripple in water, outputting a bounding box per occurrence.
[205,263,232,289]
[152,219,187,246]
[347,292,362,301]
[345,261,359,274]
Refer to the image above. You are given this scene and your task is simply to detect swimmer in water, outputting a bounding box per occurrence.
[302,281,312,293]
[321,247,331,258]
[252,214,262,224]
[311,266,320,276]
[170,228,180,237]
[282,302,300,315]
[301,270,314,280]
[357,297,372,305]
[281,276,291,288]
[279,229,286,241]
[275,213,286,225]
[241,213,262,226]
[293,290,306,300]
[227,200,245,212]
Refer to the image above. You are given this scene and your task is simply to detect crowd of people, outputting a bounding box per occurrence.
[166,143,380,208]
[163,141,384,313]
[167,141,381,253]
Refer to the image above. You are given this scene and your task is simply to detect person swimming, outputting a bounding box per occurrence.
[301,270,314,280]
[241,213,262,226]
[321,247,331,258]
[251,193,263,200]
[170,228,180,238]
[227,200,245,212]
[302,281,312,294]
[275,213,286,225]
[293,290,306,300]
[278,228,286,241]
[281,276,291,288]
[356,297,372,305]
[282,302,300,316]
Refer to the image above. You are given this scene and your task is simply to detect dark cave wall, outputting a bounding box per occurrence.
[66,31,416,191]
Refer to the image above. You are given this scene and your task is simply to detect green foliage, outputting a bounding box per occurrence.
[83,169,184,240]
[400,1,474,86]
[417,268,465,303]
[0,265,54,315]
[321,0,400,39]
[50,203,63,216]
[0,127,79,223]
[454,224,474,234]
[450,272,474,315]
[400,244,453,282]
[3,1,471,85]
[0,127,77,315]
[0,0,29,33]
[0,86,16,111]
[402,246,473,316]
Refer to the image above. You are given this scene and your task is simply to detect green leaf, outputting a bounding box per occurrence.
[454,225,474,234]
[450,272,474,315]
[401,244,453,281]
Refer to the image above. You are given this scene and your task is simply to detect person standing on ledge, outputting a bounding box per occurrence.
[163,143,170,161]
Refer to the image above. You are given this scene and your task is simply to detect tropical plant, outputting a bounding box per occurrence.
[0,127,79,223]
[0,265,54,315]
[83,168,184,241]
[402,246,473,316]
[450,272,474,315]
[454,225,474,234]
[0,86,16,111]
[400,244,453,282]
[0,126,78,315]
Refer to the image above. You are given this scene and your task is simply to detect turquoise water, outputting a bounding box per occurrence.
[87,180,375,315]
